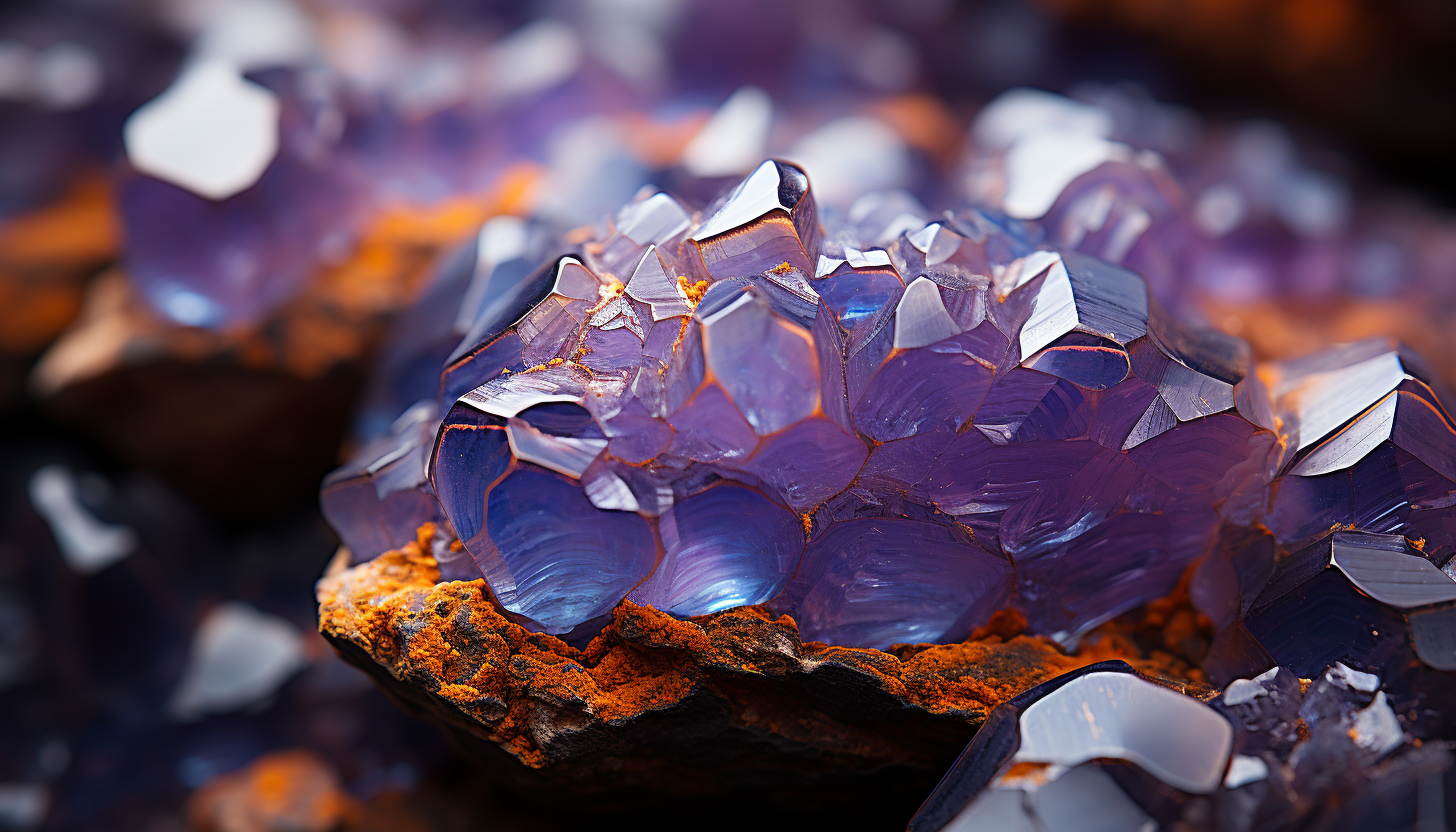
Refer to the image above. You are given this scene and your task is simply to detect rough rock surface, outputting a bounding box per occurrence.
[317,525,1205,813]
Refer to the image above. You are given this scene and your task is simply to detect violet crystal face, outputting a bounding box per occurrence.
[1244,340,1456,559]
[320,401,444,566]
[419,159,1289,646]
[1191,337,1456,685]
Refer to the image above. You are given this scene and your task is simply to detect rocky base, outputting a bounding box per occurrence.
[317,530,1209,817]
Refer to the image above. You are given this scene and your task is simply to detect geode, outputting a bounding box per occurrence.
[337,158,1274,647]
[320,157,1456,818]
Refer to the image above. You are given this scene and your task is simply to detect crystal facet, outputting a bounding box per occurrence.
[324,154,1456,683]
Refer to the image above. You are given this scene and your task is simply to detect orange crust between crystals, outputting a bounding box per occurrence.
[317,525,1207,789]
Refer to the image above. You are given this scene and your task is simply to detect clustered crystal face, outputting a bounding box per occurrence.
[323,157,1456,657]
[317,138,1456,830]
[911,516,1456,828]
[1192,341,1456,684]
[427,159,1285,644]
[886,300,1456,829]
[314,160,1323,650]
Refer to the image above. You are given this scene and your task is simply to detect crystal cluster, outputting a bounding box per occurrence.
[325,152,1452,662]
[962,87,1456,315]
[1191,341,1456,686]
[909,657,1443,831]
[409,158,1271,644]
[318,92,1456,831]
[892,325,1456,828]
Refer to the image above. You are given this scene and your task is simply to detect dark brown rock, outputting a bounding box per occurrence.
[317,529,1207,819]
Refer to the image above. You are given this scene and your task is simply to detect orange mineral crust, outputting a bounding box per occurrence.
[187,750,359,832]
[317,528,1206,803]
[0,174,121,407]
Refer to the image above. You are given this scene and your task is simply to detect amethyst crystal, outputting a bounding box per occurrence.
[354,216,554,441]
[324,148,1456,679]
[319,401,443,565]
[121,64,366,328]
[1191,336,1456,685]
[1238,340,1456,559]
[1199,526,1456,682]
[1178,523,1456,827]
[405,158,1288,646]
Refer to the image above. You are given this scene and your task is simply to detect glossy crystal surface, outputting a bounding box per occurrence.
[320,402,443,565]
[319,147,1456,682]
[402,159,1300,645]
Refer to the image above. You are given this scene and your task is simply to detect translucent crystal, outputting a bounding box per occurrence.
[325,157,1454,659]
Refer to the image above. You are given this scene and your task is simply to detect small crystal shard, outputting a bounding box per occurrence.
[691,159,819,280]
[625,245,692,321]
[1330,532,1456,609]
[1012,671,1233,794]
[320,402,443,563]
[893,275,961,349]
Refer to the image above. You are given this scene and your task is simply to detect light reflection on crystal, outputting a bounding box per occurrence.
[782,517,1012,648]
[628,483,801,617]
[307,145,1456,668]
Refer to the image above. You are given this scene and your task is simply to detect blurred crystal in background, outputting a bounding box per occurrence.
[3,0,1456,829]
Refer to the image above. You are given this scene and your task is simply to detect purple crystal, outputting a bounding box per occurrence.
[320,153,1456,664]
[320,402,443,564]
[628,482,802,617]
[1187,336,1456,685]
[689,160,819,282]
[963,88,1452,319]
[1241,340,1456,560]
[121,68,368,328]
[431,369,660,634]
[378,158,1289,645]
[1243,567,1408,679]
[780,517,1011,648]
[481,466,657,632]
[356,217,551,441]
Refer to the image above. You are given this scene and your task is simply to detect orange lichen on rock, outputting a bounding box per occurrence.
[0,174,119,267]
[318,528,1205,788]
[1073,567,1214,686]
[32,181,507,394]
